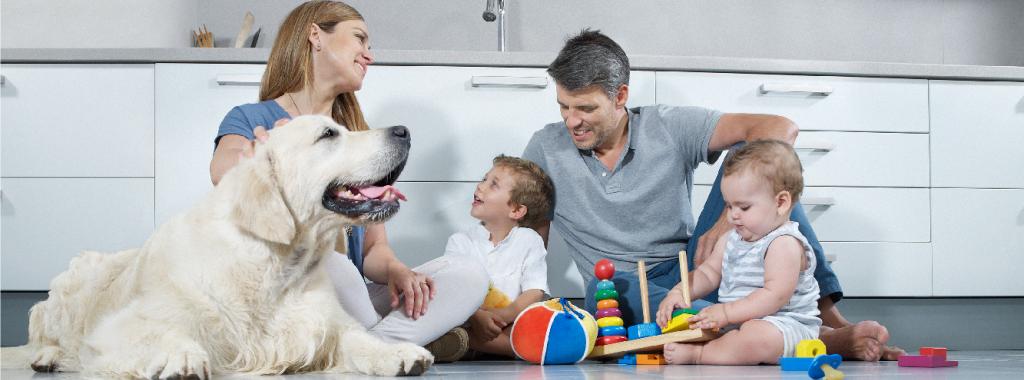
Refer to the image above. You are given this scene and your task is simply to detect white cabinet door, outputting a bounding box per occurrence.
[0,64,154,177]
[356,66,655,181]
[628,71,656,107]
[1,178,154,290]
[694,131,930,187]
[930,81,1024,189]
[656,72,929,133]
[932,188,1024,296]
[692,185,929,243]
[154,64,264,225]
[384,182,584,298]
[825,242,932,297]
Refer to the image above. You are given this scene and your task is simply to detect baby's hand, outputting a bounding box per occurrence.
[688,303,728,330]
[656,287,689,328]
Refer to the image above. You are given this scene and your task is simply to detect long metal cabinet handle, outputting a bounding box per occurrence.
[471,76,548,89]
[759,83,833,96]
[215,74,263,86]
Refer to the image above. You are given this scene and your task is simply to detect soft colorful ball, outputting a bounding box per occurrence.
[511,298,598,365]
[594,259,615,280]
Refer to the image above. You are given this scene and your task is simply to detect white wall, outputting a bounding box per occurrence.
[1,0,198,49]
[2,0,1022,66]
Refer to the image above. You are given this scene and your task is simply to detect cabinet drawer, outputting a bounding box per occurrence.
[357,66,655,182]
[384,182,584,298]
[825,242,932,297]
[930,81,1024,189]
[154,63,265,225]
[656,72,928,133]
[1,178,155,290]
[932,188,1024,296]
[1,64,155,177]
[694,131,929,187]
[692,186,930,243]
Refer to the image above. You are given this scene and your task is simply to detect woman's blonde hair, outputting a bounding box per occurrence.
[260,0,369,131]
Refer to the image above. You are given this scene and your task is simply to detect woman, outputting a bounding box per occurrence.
[209,0,486,362]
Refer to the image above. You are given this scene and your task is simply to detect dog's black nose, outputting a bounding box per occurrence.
[389,125,409,140]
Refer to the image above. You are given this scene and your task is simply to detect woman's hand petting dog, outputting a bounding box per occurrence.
[239,118,290,159]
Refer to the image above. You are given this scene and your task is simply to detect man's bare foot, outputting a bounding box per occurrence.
[820,320,890,361]
[664,343,703,364]
[881,345,907,361]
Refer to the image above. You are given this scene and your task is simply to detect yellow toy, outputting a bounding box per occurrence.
[661,312,694,334]
[796,339,827,358]
[483,283,511,309]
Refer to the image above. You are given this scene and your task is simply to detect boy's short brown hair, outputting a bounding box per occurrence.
[492,155,555,230]
[723,140,804,204]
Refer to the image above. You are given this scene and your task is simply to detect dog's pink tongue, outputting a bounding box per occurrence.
[357,185,407,201]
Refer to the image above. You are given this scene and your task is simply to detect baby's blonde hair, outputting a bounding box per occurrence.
[723,140,804,205]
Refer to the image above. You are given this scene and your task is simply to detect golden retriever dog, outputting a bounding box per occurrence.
[2,116,432,378]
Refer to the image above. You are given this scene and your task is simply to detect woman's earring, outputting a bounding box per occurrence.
[316,43,322,51]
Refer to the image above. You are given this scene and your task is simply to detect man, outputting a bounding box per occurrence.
[522,29,902,361]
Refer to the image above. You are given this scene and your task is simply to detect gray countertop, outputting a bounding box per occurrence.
[3,48,1023,81]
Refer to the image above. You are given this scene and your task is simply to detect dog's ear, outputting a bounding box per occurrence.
[231,155,296,245]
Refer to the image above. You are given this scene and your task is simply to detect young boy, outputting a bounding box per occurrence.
[427,155,555,362]
[655,140,822,365]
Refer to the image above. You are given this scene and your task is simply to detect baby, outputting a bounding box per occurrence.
[656,139,821,365]
[429,155,555,361]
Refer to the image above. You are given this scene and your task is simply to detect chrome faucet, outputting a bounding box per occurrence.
[482,0,507,52]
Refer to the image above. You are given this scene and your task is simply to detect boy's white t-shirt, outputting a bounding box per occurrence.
[443,224,549,299]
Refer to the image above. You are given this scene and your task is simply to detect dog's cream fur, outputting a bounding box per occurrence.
[5,116,431,378]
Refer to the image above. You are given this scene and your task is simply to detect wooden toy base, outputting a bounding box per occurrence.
[588,328,718,359]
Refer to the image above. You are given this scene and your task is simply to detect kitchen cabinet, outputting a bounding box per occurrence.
[1,178,154,290]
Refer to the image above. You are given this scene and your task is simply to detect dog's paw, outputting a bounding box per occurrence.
[387,343,433,376]
[342,332,433,376]
[144,350,210,380]
[30,345,61,372]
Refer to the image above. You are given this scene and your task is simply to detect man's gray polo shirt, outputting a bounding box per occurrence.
[522,105,723,285]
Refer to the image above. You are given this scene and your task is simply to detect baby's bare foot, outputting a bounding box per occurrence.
[663,343,702,365]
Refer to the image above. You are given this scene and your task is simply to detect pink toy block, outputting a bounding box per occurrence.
[898,354,958,368]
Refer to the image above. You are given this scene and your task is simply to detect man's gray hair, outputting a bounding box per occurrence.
[547,29,630,99]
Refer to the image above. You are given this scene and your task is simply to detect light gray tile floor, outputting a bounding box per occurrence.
[3,350,1021,379]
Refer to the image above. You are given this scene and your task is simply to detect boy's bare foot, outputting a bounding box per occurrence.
[663,343,702,365]
[820,320,890,361]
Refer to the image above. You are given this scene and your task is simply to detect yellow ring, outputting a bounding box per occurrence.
[596,316,624,328]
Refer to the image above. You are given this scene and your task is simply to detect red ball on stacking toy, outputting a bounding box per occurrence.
[594,259,615,280]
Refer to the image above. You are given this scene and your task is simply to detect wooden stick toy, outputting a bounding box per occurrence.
[588,256,718,360]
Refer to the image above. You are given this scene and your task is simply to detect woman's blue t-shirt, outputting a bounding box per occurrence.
[216,100,367,276]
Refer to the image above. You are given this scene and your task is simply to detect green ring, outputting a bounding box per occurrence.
[595,289,619,301]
